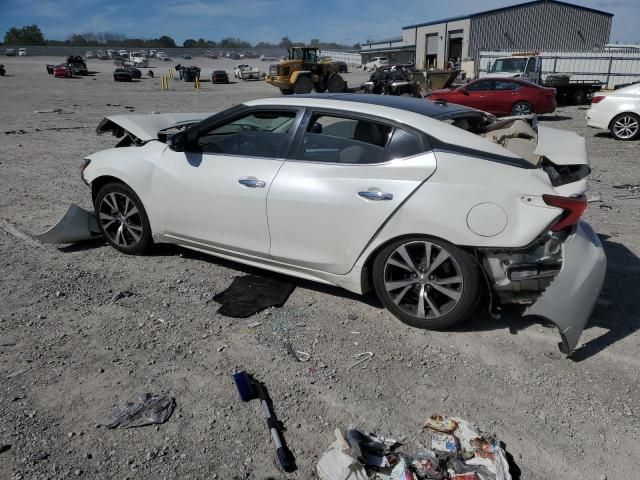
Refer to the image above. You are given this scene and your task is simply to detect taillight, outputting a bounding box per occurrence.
[591,96,605,104]
[542,194,587,232]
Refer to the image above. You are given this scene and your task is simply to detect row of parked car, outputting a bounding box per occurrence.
[5,48,28,56]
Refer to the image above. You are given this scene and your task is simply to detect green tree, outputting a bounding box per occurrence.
[309,38,320,46]
[183,38,196,48]
[4,24,45,45]
[279,36,293,48]
[157,35,176,48]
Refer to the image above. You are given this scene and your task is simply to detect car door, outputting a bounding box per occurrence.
[494,80,521,115]
[462,80,497,112]
[151,107,303,256]
[267,109,437,275]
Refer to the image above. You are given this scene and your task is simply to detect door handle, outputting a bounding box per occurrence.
[238,177,266,188]
[358,190,393,201]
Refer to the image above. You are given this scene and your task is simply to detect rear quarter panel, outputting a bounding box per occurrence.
[354,151,561,269]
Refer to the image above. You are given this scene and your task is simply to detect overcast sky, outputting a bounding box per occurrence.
[1,0,637,45]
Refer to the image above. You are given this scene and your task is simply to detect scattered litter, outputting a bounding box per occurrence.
[423,415,457,433]
[106,103,121,106]
[348,429,398,468]
[0,444,11,454]
[32,451,50,462]
[4,129,27,135]
[317,416,515,480]
[351,331,361,334]
[233,371,295,472]
[111,290,133,302]
[431,432,458,453]
[36,126,90,131]
[6,368,28,379]
[213,274,295,318]
[34,108,74,114]
[317,429,368,480]
[106,392,175,429]
[587,196,602,203]
[247,321,263,329]
[285,342,310,362]
[347,352,374,370]
[217,344,228,352]
[612,183,639,190]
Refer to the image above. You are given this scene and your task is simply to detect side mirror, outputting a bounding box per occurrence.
[169,131,188,152]
[487,61,493,73]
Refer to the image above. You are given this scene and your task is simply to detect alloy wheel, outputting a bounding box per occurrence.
[613,115,639,140]
[98,192,144,248]
[512,102,532,115]
[383,241,464,320]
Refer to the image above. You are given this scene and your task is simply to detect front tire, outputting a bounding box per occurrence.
[293,76,313,94]
[94,182,152,255]
[610,113,640,141]
[372,237,480,330]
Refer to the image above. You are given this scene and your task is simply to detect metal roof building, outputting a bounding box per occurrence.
[364,0,613,70]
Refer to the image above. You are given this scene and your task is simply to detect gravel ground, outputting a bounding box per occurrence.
[1,56,639,480]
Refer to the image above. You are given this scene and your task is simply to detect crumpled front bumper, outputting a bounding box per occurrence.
[525,221,606,355]
[36,203,101,244]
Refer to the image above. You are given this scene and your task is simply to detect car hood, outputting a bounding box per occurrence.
[96,112,213,141]
[534,126,588,166]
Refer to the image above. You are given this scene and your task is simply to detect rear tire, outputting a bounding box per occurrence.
[293,76,313,94]
[571,89,585,105]
[610,113,640,141]
[94,182,152,255]
[511,101,533,116]
[372,236,480,330]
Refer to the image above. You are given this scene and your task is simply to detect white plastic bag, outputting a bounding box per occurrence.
[317,429,368,480]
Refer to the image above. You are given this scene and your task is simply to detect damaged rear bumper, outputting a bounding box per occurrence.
[524,221,606,355]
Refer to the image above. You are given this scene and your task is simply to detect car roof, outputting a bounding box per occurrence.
[245,94,478,120]
[471,77,541,87]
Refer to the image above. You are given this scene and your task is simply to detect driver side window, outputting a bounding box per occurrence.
[196,110,297,158]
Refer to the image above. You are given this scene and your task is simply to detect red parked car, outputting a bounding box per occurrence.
[53,64,72,78]
[428,77,557,116]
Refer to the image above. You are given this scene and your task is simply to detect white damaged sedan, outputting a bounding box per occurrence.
[71,95,605,355]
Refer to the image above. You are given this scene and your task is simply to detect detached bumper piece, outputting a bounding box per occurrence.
[36,203,102,244]
[525,221,606,355]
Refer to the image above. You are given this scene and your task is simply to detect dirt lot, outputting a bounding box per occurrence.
[1,55,639,480]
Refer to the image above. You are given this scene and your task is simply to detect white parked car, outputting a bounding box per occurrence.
[69,96,605,355]
[156,52,170,61]
[233,64,250,78]
[18,47,27,56]
[85,50,95,59]
[586,83,640,140]
[364,56,389,71]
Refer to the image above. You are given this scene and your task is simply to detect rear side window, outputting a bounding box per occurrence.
[384,128,423,161]
[299,114,392,164]
[495,81,519,91]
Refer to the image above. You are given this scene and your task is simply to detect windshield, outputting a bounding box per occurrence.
[289,48,317,63]
[491,58,527,73]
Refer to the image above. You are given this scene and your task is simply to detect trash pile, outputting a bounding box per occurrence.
[317,415,512,480]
